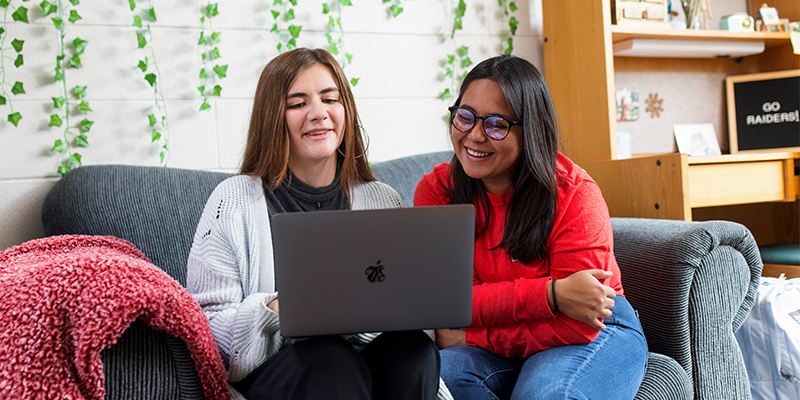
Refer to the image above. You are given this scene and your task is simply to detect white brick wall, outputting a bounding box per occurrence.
[0,0,544,250]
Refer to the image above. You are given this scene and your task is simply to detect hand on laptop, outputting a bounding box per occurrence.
[435,327,467,349]
[555,269,615,330]
[267,298,279,314]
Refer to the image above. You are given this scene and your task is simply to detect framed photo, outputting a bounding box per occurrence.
[725,70,800,153]
[674,123,721,157]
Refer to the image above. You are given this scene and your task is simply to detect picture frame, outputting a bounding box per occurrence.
[725,69,800,154]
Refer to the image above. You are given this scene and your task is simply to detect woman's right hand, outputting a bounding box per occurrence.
[553,269,615,330]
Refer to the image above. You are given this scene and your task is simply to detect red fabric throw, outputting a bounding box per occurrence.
[0,235,229,400]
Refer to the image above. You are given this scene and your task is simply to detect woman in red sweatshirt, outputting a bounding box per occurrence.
[415,54,648,399]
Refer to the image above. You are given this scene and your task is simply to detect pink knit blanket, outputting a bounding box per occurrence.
[0,235,229,400]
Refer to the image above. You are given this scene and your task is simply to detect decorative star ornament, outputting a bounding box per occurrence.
[645,93,664,118]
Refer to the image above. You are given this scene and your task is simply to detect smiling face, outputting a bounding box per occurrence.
[285,63,345,183]
[452,78,523,194]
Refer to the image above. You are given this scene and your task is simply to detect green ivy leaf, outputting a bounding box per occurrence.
[211,31,220,41]
[51,139,66,153]
[213,64,227,78]
[159,151,165,164]
[199,68,208,79]
[198,33,208,45]
[276,43,282,52]
[78,100,92,113]
[128,0,135,11]
[336,17,342,28]
[199,100,211,111]
[288,25,301,38]
[148,114,156,126]
[273,0,282,5]
[457,45,469,57]
[206,3,218,17]
[12,6,29,23]
[14,54,23,67]
[197,85,205,95]
[68,54,82,68]
[72,37,88,54]
[350,77,359,86]
[447,54,455,64]
[0,27,4,37]
[444,67,453,78]
[287,38,297,50]
[0,95,5,106]
[0,0,9,7]
[11,81,25,95]
[133,15,142,27]
[7,111,22,127]
[345,53,353,64]
[213,85,222,96]
[151,129,161,142]
[325,33,333,44]
[339,0,352,5]
[328,16,335,27]
[504,37,514,55]
[68,10,82,23]
[54,65,64,81]
[52,96,66,109]
[74,85,87,98]
[329,43,339,55]
[287,9,295,20]
[456,0,466,18]
[136,32,147,48]
[289,0,297,5]
[271,10,279,19]
[509,2,517,12]
[48,114,62,127]
[201,52,207,62]
[74,134,89,147]
[322,3,329,14]
[57,165,70,176]
[270,23,278,33]
[509,16,518,35]
[11,38,23,52]
[440,88,451,99]
[144,73,157,87]
[453,17,462,31]
[79,118,93,132]
[148,8,156,22]
[69,0,80,6]
[212,47,221,59]
[67,153,82,168]
[52,17,63,29]
[389,5,403,17]
[40,0,56,17]
[137,59,147,72]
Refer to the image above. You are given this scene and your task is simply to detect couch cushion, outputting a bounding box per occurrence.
[371,151,453,207]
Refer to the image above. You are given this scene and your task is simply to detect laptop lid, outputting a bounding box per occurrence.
[272,204,474,337]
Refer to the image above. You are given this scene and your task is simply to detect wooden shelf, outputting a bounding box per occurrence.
[610,26,793,48]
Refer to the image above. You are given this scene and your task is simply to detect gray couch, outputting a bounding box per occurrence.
[41,151,762,400]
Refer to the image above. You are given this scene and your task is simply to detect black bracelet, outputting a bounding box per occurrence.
[551,278,558,314]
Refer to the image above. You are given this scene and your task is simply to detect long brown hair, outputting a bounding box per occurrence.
[240,48,375,199]
[448,55,561,263]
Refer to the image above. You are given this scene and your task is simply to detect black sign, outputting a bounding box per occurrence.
[729,74,799,152]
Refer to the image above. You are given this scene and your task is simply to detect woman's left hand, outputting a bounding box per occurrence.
[435,328,467,349]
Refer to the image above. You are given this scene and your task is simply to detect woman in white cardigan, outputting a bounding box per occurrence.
[187,48,445,400]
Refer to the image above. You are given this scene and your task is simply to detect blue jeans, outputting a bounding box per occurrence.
[440,296,647,400]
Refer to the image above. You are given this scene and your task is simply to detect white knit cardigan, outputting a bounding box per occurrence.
[187,174,452,400]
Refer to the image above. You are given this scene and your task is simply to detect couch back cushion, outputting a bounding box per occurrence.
[371,151,453,207]
[41,165,229,286]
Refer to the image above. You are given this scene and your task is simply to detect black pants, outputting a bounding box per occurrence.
[232,331,440,400]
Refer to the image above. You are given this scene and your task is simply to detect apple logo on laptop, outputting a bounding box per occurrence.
[365,260,386,283]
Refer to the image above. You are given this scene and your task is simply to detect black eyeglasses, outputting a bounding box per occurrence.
[448,106,521,141]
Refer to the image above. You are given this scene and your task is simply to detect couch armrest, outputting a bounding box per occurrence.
[611,218,762,400]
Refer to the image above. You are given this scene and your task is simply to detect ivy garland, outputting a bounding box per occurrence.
[499,0,518,55]
[440,0,470,103]
[197,2,227,112]
[0,0,27,127]
[129,0,170,166]
[323,0,358,86]
[382,0,405,18]
[44,0,94,176]
[270,0,302,53]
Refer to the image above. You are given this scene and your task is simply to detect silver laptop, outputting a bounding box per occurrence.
[272,204,475,337]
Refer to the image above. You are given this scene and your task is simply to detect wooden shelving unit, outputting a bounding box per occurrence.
[541,0,799,275]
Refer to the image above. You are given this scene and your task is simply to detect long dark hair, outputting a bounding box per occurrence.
[240,48,374,199]
[449,54,560,263]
